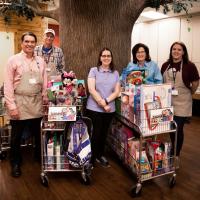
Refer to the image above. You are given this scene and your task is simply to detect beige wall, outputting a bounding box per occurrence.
[132,15,200,71]
[132,15,200,93]
[0,32,14,85]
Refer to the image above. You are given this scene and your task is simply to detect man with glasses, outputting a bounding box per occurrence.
[35,29,65,80]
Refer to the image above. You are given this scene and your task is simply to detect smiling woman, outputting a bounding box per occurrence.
[121,43,163,85]
[86,47,121,168]
[100,50,112,69]
[161,41,200,162]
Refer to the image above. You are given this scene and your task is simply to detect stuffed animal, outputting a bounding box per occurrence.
[61,71,78,97]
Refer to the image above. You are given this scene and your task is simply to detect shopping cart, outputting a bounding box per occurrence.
[0,94,11,160]
[108,112,177,197]
[0,117,11,160]
[40,104,93,187]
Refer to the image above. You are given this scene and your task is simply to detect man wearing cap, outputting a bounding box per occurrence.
[35,28,65,80]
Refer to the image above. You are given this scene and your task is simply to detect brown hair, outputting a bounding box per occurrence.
[97,47,115,72]
[132,43,151,64]
[168,41,189,64]
[21,32,37,43]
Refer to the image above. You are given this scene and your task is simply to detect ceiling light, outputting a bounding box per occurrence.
[141,11,168,19]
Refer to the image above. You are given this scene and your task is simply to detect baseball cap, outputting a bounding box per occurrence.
[44,29,55,37]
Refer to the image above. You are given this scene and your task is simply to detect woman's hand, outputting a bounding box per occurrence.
[191,80,199,94]
[103,105,111,112]
[98,98,107,107]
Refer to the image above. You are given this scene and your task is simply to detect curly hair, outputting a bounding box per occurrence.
[132,43,151,64]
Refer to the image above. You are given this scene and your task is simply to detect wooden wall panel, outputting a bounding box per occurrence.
[0,15,47,53]
[0,15,47,84]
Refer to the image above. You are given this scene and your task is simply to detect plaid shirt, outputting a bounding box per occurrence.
[34,45,65,74]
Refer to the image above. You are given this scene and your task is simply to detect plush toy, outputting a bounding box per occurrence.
[61,71,78,97]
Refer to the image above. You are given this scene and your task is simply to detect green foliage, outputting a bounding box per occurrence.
[0,0,34,20]
[171,0,195,14]
[0,0,54,21]
[0,0,199,21]
[150,0,198,14]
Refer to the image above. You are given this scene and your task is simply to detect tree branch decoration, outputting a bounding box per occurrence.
[0,0,58,21]
[149,0,198,14]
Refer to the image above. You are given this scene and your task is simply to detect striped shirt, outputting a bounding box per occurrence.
[34,45,65,74]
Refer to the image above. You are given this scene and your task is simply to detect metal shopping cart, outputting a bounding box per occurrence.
[108,111,177,197]
[0,94,11,160]
[0,117,11,160]
[40,104,93,187]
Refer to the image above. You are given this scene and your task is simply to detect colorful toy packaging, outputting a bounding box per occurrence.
[47,71,83,106]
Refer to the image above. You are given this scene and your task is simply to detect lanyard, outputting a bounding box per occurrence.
[166,61,182,85]
[42,48,53,64]
[171,67,177,84]
[43,52,52,64]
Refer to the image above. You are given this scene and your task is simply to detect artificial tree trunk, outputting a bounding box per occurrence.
[59,0,147,79]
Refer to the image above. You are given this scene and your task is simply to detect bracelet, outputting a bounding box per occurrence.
[104,98,109,105]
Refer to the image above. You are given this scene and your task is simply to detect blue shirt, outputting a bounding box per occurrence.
[121,60,163,85]
[86,67,120,113]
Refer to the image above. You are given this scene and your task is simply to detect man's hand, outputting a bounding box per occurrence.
[9,109,20,120]
[43,98,49,105]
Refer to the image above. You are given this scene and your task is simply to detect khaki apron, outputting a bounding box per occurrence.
[163,63,192,117]
[46,61,58,81]
[43,51,59,81]
[14,60,43,120]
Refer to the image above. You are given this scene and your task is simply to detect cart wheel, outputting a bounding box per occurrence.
[131,183,142,197]
[0,151,7,160]
[81,171,91,185]
[41,173,49,187]
[169,174,176,188]
[82,174,91,185]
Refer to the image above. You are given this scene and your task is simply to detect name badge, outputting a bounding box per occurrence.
[46,67,51,72]
[172,89,178,96]
[29,78,37,84]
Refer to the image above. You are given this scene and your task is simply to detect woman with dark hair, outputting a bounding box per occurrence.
[161,41,199,165]
[86,47,121,167]
[121,43,162,85]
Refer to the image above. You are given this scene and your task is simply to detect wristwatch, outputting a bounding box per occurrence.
[104,98,109,105]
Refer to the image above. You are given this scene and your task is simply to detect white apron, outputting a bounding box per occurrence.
[163,63,192,117]
[14,60,43,120]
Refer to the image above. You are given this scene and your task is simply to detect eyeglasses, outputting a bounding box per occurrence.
[101,55,111,58]
[46,35,54,39]
[136,51,145,54]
